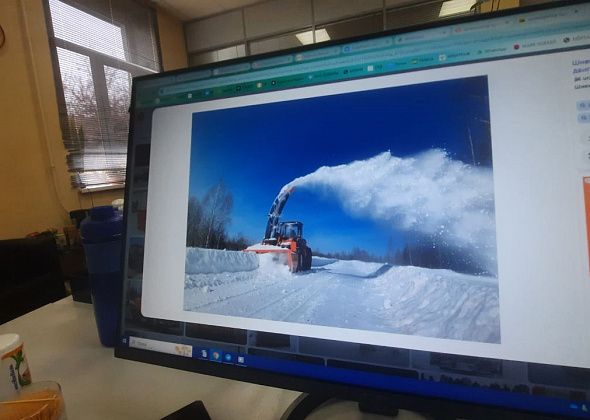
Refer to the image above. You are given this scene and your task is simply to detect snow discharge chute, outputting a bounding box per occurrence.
[282,149,497,275]
[264,186,294,241]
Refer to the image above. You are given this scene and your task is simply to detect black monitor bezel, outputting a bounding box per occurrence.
[116,1,588,418]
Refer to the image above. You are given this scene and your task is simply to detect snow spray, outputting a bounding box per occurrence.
[282,150,497,274]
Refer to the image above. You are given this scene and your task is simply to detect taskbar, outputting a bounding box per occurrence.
[120,334,590,419]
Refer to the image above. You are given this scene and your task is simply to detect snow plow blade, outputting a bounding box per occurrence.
[244,244,299,272]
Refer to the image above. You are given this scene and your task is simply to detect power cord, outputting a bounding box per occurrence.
[0,24,5,49]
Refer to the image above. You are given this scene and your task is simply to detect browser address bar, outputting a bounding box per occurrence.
[159,50,399,96]
[159,22,564,98]
[158,31,515,97]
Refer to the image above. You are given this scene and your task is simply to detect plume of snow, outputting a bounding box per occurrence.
[282,149,497,274]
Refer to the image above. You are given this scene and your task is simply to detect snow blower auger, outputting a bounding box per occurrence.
[244,186,312,272]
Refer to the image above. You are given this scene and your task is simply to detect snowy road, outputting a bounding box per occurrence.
[184,249,500,343]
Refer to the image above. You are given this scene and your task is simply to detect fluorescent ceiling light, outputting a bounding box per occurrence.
[439,0,476,17]
[314,29,331,43]
[296,29,330,45]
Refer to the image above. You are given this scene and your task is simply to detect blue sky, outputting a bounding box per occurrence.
[188,76,492,256]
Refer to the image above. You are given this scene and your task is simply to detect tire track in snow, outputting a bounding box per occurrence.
[185,277,286,312]
[262,276,333,323]
[245,274,330,321]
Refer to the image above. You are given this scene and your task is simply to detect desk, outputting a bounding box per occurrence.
[0,297,425,419]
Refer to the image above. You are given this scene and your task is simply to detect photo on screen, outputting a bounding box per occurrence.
[183,76,500,344]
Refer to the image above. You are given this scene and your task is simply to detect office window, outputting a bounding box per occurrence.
[386,0,479,30]
[46,0,160,191]
[386,2,446,30]
[317,13,383,42]
[189,44,247,67]
[248,12,383,57]
[249,30,312,56]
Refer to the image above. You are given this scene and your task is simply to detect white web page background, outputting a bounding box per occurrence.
[141,49,590,369]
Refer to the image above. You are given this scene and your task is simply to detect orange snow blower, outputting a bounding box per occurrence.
[244,186,312,272]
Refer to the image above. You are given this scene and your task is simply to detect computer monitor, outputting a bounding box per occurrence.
[116,1,590,418]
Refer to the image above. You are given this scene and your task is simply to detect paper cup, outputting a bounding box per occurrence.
[0,334,32,398]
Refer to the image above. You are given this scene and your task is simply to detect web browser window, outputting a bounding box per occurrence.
[121,3,590,416]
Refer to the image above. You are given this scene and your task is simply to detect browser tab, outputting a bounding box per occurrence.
[394,29,450,45]
[342,37,393,54]
[252,55,294,69]
[294,47,340,62]
[176,69,212,82]
[213,62,251,76]
[450,19,510,35]
[137,76,176,89]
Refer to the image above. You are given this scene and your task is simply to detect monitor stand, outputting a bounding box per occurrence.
[162,393,457,419]
[280,393,402,420]
[161,400,211,420]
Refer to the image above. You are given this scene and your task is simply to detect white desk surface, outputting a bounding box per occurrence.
[0,297,426,419]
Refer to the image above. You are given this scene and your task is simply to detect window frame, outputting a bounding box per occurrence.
[43,0,161,193]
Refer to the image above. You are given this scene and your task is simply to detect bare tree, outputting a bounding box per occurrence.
[186,197,204,247]
[202,181,233,248]
[61,64,130,151]
[185,181,234,250]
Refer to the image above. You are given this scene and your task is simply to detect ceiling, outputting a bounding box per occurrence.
[152,0,266,21]
[152,0,455,23]
[152,0,492,23]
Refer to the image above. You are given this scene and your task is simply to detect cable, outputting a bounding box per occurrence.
[0,24,5,49]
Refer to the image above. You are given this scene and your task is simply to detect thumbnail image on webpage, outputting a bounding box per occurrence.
[182,76,500,344]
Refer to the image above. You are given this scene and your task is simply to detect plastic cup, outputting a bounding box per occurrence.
[0,381,66,420]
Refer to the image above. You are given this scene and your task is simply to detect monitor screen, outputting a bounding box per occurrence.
[117,1,590,417]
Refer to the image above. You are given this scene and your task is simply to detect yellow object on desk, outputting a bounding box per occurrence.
[0,382,66,420]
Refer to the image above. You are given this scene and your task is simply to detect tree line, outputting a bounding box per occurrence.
[186,181,250,251]
[315,236,490,276]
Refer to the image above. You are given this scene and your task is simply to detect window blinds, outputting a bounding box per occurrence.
[46,0,160,190]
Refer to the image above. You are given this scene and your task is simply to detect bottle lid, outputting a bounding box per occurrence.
[80,206,123,243]
[0,334,20,353]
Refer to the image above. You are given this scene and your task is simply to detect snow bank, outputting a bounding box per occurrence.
[311,256,338,267]
[373,265,499,342]
[185,247,259,274]
[184,252,292,306]
[282,150,497,275]
[323,259,385,277]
